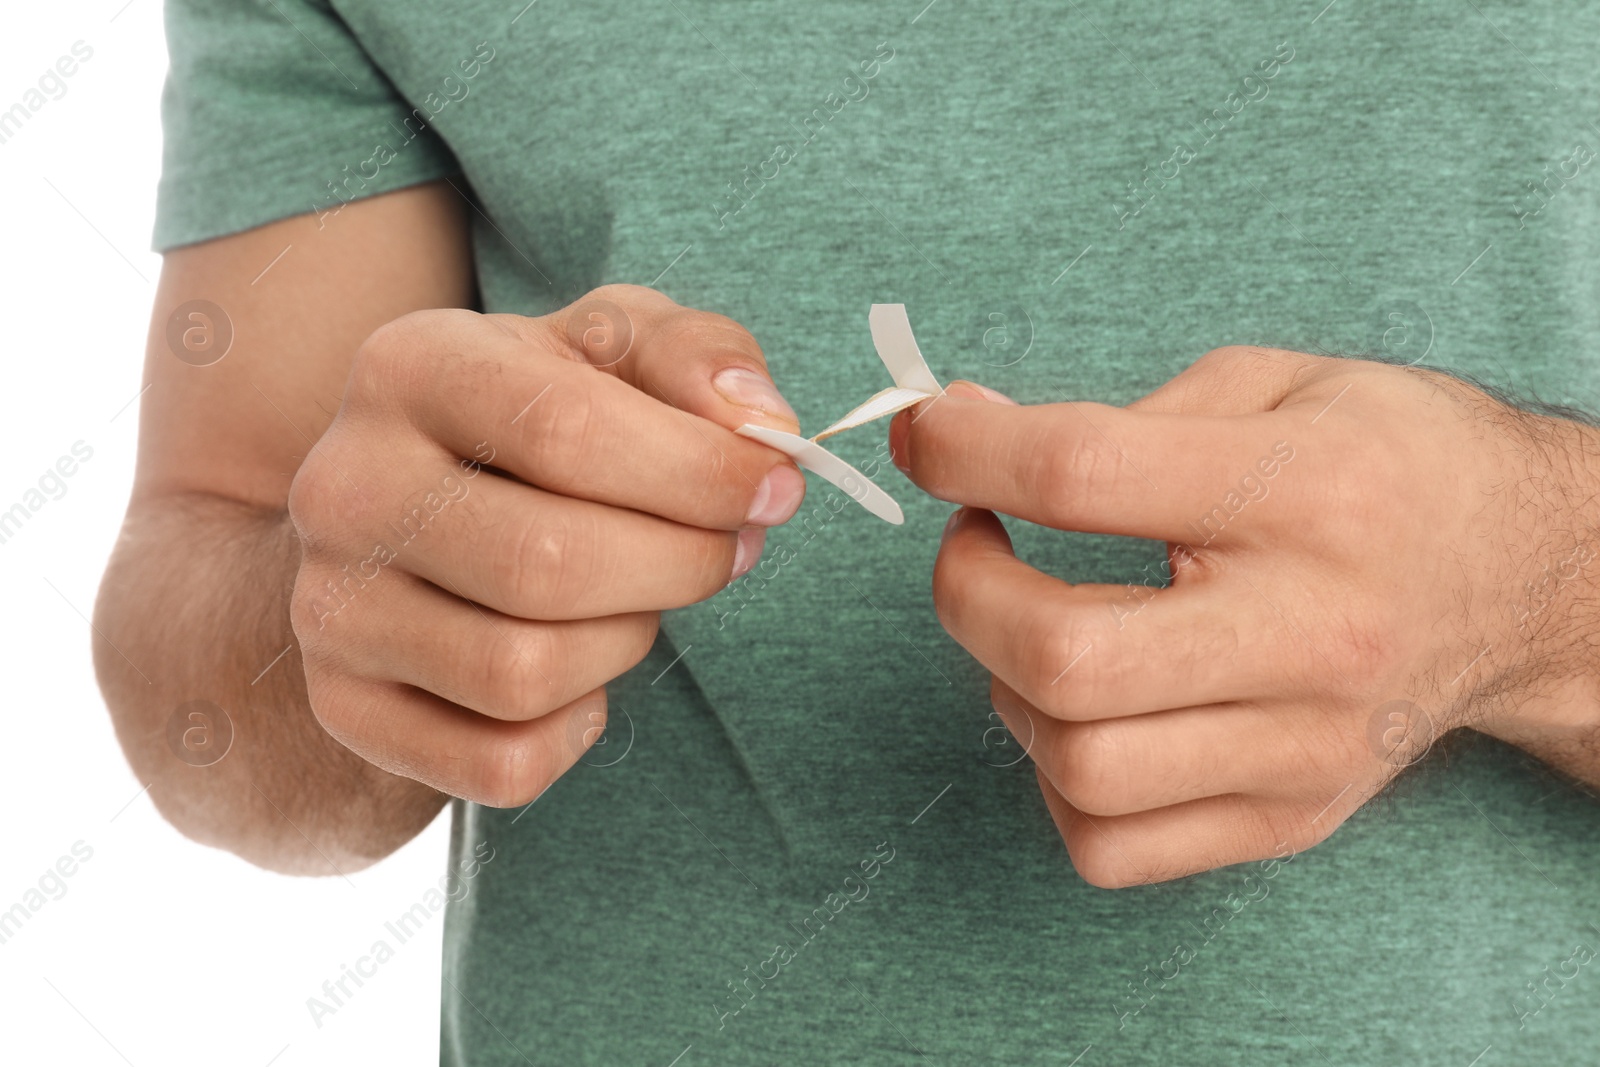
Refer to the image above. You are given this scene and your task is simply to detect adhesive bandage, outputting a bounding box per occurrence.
[735,304,942,525]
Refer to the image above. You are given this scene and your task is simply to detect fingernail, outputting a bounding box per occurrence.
[745,464,806,526]
[713,366,798,422]
[946,379,1019,405]
[889,415,911,474]
[941,508,965,544]
[730,526,766,581]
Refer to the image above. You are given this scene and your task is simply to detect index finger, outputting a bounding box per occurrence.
[358,310,802,531]
[892,385,1299,543]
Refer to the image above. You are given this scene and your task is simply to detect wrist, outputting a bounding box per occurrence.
[1473,414,1600,771]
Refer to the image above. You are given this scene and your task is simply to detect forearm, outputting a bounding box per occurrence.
[93,491,446,875]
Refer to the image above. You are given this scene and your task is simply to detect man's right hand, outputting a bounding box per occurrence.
[287,286,806,808]
[95,184,808,873]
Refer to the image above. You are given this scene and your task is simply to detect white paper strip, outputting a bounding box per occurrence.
[736,304,941,525]
[869,303,943,396]
[734,425,905,524]
[813,386,931,442]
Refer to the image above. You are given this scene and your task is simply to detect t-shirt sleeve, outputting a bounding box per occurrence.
[153,0,460,251]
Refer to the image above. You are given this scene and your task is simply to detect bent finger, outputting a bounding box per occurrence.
[1035,769,1331,888]
[936,509,1285,718]
[394,468,762,619]
[993,679,1356,817]
[313,678,609,808]
[351,579,657,721]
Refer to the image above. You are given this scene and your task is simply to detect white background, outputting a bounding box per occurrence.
[0,3,449,1063]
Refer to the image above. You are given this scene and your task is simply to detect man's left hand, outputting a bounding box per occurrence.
[890,346,1600,887]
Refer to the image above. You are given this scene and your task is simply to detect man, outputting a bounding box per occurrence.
[96,0,1600,1062]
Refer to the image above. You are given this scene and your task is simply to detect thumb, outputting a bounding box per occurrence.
[553,286,802,435]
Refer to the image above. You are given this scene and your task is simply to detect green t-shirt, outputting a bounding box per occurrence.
[157,1,1600,1062]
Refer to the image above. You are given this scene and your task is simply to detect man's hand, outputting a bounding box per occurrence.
[890,346,1600,888]
[288,286,806,808]
[95,183,807,873]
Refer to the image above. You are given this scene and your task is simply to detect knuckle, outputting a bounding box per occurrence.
[351,309,486,414]
[350,311,447,394]
[586,282,661,307]
[658,307,764,363]
[503,507,593,615]
[287,457,340,542]
[477,627,560,714]
[1026,612,1101,711]
[1197,344,1315,377]
[1036,425,1122,523]
[520,385,598,474]
[352,315,419,375]
[287,570,336,645]
[1196,344,1255,368]
[558,287,650,365]
[681,447,741,525]
[286,491,386,637]
[303,671,367,747]
[700,313,763,356]
[1052,721,1134,816]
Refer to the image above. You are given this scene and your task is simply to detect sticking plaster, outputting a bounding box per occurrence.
[735,304,941,525]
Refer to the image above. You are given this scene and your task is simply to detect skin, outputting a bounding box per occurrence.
[93,182,806,874]
[889,352,1600,888]
[99,181,1600,888]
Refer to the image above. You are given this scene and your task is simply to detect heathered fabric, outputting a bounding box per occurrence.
[156,1,1600,1062]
